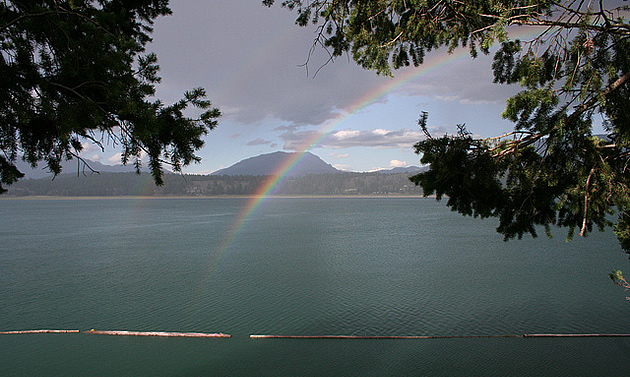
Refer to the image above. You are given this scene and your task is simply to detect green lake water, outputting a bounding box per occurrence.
[1,198,629,376]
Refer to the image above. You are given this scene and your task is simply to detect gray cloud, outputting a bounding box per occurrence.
[150,1,516,128]
[246,138,273,146]
[151,1,388,127]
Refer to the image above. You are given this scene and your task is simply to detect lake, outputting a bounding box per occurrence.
[1,197,629,376]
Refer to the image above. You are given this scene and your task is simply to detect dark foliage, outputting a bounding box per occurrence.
[0,0,220,193]
[268,0,630,252]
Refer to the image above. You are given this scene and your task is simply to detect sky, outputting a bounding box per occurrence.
[83,0,530,174]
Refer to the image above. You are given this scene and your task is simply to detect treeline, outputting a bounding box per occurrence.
[6,172,423,197]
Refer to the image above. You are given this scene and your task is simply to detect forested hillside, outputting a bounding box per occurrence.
[6,172,423,197]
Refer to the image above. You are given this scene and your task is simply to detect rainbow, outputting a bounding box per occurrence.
[195,49,472,286]
[196,25,545,282]
[242,26,545,203]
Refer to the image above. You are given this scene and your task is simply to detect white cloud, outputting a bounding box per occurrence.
[282,128,424,150]
[79,142,106,162]
[81,142,102,153]
[389,159,407,167]
[107,153,122,165]
[333,130,361,139]
[329,129,424,148]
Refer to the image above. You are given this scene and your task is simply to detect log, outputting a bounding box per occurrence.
[86,329,230,338]
[250,334,520,339]
[0,329,80,334]
[523,333,630,338]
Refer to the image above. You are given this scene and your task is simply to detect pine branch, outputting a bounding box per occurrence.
[580,166,595,237]
[568,70,630,123]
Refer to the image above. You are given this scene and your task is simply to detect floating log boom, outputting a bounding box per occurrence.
[3,330,629,339]
[523,333,630,338]
[251,333,630,339]
[0,329,80,334]
[250,335,426,339]
[86,330,230,338]
[250,334,520,339]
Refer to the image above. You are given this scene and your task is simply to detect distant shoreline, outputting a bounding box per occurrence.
[1,194,429,200]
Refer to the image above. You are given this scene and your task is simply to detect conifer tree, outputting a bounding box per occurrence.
[266,0,630,253]
[0,0,220,192]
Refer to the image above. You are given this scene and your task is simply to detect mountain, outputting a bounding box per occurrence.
[8,151,427,196]
[8,170,425,197]
[377,166,427,174]
[211,151,341,177]
[15,158,135,179]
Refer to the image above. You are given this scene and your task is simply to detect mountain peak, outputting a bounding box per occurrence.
[211,151,341,177]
